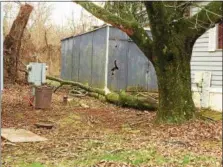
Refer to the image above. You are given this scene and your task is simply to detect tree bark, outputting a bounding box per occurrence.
[154,45,196,123]
[74,1,222,123]
[4,4,33,83]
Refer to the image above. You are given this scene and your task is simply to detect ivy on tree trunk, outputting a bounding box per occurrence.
[74,1,223,123]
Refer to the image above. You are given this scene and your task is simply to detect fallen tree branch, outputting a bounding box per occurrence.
[19,69,157,110]
[53,83,64,93]
[46,76,158,111]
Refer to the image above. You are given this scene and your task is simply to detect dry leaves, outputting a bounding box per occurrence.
[1,85,222,167]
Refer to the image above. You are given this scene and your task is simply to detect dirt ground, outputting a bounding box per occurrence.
[1,85,222,167]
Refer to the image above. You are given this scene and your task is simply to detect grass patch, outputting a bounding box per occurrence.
[100,149,164,165]
[58,113,82,127]
[46,80,60,87]
[198,108,222,121]
[28,162,45,167]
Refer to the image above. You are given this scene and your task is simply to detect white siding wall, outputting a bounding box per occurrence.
[191,31,222,88]
[190,2,222,111]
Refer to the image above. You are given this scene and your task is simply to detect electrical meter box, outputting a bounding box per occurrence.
[26,62,48,86]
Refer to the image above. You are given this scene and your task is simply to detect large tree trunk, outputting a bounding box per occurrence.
[4,4,33,84]
[154,47,196,123]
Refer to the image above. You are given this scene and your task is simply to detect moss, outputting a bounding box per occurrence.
[126,86,147,92]
[198,108,222,121]
[155,55,195,124]
[104,91,157,110]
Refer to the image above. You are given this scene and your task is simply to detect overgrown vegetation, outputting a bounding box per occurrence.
[3,2,102,78]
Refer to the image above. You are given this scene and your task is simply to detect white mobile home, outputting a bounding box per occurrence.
[190,2,222,111]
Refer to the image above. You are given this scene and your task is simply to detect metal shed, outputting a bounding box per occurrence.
[61,25,158,91]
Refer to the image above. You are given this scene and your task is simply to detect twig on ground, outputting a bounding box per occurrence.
[54,83,64,93]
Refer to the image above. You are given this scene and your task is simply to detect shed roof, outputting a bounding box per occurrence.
[61,24,151,41]
[61,24,111,41]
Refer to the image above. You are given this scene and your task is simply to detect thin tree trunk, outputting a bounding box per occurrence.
[4,4,33,83]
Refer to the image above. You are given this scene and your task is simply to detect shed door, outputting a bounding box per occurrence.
[107,40,128,91]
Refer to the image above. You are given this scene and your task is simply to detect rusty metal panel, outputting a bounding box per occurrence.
[78,33,93,85]
[91,27,107,88]
[107,39,128,91]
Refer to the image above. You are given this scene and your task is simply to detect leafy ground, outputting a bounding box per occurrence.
[1,85,222,167]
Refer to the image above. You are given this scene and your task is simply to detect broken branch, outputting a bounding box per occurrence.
[46,76,157,111]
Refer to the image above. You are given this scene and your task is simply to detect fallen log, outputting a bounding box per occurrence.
[46,76,158,111]
[19,69,157,110]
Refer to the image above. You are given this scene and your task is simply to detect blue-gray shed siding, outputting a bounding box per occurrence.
[91,27,107,88]
[78,32,93,85]
[61,27,107,87]
[60,40,66,79]
[61,26,158,91]
[71,35,81,81]
[107,27,157,91]
[127,42,150,89]
[107,39,129,91]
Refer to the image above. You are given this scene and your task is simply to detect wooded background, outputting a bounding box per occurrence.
[3,2,102,78]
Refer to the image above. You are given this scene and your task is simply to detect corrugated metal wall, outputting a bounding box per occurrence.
[71,35,81,81]
[78,32,93,85]
[107,27,157,91]
[61,37,73,80]
[91,27,107,88]
[61,27,107,88]
[61,26,158,91]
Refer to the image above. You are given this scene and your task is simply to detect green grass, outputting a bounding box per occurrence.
[28,162,45,167]
[198,108,222,121]
[46,80,60,87]
[58,113,82,127]
[100,149,161,165]
[4,144,220,167]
